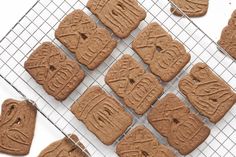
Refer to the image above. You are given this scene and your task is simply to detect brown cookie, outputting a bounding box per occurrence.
[148,93,210,155]
[71,86,132,145]
[132,22,190,82]
[0,99,37,155]
[170,0,209,17]
[38,134,89,157]
[116,125,175,157]
[24,42,84,101]
[105,54,164,115]
[218,10,236,59]
[87,0,146,38]
[179,63,236,123]
[55,10,117,69]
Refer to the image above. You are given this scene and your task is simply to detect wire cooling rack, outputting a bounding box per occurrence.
[0,0,235,156]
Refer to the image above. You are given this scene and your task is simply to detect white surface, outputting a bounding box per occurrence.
[0,0,235,157]
[0,1,63,157]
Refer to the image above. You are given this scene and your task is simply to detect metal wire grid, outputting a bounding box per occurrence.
[0,0,235,156]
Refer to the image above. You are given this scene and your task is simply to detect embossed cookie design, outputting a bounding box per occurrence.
[38,134,89,157]
[24,42,84,101]
[218,10,236,59]
[133,23,190,82]
[148,93,210,155]
[105,54,164,115]
[71,86,132,145]
[179,63,236,123]
[116,125,175,157]
[55,10,117,69]
[170,0,209,17]
[0,99,37,155]
[87,0,146,38]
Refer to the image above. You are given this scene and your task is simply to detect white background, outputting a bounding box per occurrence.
[0,0,235,157]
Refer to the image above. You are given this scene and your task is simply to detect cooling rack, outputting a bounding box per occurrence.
[0,0,235,156]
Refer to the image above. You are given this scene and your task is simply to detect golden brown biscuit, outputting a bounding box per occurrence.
[105,54,163,115]
[0,99,37,155]
[24,42,84,101]
[179,63,236,123]
[148,93,210,155]
[71,86,132,145]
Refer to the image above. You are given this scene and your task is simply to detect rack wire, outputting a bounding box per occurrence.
[0,0,235,156]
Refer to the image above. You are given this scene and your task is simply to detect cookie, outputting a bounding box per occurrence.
[87,0,146,38]
[179,63,236,123]
[218,10,236,59]
[0,99,37,155]
[148,93,210,155]
[132,22,190,82]
[116,125,175,157]
[38,134,89,157]
[24,42,84,101]
[170,0,209,17]
[71,86,132,145]
[105,54,164,115]
[55,10,117,69]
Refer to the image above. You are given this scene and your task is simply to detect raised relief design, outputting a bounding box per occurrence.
[55,10,117,70]
[218,10,236,59]
[71,86,132,145]
[105,54,163,115]
[148,93,210,155]
[179,63,236,123]
[87,0,146,38]
[170,0,209,17]
[38,134,89,157]
[116,126,176,157]
[132,23,190,82]
[0,99,37,155]
[24,42,84,101]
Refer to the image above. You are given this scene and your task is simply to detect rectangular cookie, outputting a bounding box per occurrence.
[71,86,132,145]
[218,10,236,59]
[147,93,210,155]
[132,22,190,82]
[179,63,236,123]
[24,42,84,101]
[38,134,89,157]
[116,125,175,157]
[87,0,146,38]
[0,99,37,155]
[55,10,117,70]
[170,0,209,17]
[105,54,163,115]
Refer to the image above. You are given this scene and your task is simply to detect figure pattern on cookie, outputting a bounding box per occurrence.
[105,54,163,115]
[179,63,236,123]
[116,125,176,157]
[148,93,210,155]
[71,86,132,145]
[0,99,37,155]
[24,42,84,101]
[132,23,190,82]
[87,0,146,38]
[55,10,117,69]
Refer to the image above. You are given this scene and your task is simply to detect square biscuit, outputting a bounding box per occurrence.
[105,54,163,115]
[87,0,146,38]
[179,63,236,123]
[24,42,84,101]
[71,86,132,145]
[132,22,190,82]
[0,99,37,155]
[55,10,117,70]
[116,125,175,157]
[148,93,210,155]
